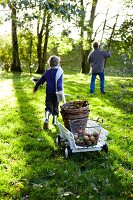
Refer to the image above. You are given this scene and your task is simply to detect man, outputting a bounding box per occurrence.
[87,42,111,94]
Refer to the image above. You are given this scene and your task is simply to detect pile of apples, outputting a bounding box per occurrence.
[73,129,99,146]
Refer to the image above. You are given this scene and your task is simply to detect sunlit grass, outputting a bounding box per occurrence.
[0,72,132,199]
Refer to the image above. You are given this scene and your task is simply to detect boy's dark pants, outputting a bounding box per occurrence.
[45,93,59,116]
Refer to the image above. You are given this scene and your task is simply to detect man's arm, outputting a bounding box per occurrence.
[104,51,111,58]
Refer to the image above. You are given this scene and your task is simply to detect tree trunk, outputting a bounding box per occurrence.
[9,1,21,72]
[36,5,44,74]
[42,14,51,69]
[81,50,90,73]
[29,33,33,74]
[81,0,98,74]
[36,33,43,73]
[36,11,51,74]
[36,6,49,74]
[80,0,87,73]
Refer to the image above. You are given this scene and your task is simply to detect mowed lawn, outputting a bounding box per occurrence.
[0,72,132,200]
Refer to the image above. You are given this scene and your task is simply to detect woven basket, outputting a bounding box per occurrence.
[60,100,90,130]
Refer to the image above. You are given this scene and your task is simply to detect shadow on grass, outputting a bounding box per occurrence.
[5,72,131,199]
[53,147,132,199]
[11,73,58,198]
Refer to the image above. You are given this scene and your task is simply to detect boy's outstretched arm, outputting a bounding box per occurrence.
[32,73,46,94]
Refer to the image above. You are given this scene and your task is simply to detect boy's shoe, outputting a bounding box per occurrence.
[52,115,58,126]
[43,111,50,129]
[43,119,49,129]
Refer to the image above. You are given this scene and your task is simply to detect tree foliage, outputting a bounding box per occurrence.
[0,0,132,73]
[0,36,12,72]
[0,0,80,73]
[114,17,133,70]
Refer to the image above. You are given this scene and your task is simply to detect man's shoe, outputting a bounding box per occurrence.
[101,91,106,94]
[43,119,49,129]
[90,92,95,94]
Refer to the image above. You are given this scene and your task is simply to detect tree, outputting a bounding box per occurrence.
[0,0,79,73]
[79,0,85,73]
[36,2,52,73]
[81,0,98,73]
[115,18,133,71]
[36,0,79,73]
[79,0,127,73]
[2,0,21,72]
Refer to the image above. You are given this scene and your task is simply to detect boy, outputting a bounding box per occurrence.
[33,55,64,129]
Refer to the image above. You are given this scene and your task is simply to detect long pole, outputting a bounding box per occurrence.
[104,13,119,67]
[100,8,109,48]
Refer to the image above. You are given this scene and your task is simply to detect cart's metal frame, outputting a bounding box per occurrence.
[56,118,108,158]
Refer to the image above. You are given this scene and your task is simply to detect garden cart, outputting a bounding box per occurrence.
[56,117,108,158]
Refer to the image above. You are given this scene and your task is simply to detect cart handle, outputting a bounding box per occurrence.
[96,117,104,124]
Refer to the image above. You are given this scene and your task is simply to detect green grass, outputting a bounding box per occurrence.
[0,71,132,200]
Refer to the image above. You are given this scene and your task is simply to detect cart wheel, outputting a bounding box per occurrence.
[65,146,72,158]
[56,135,61,146]
[102,143,108,153]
